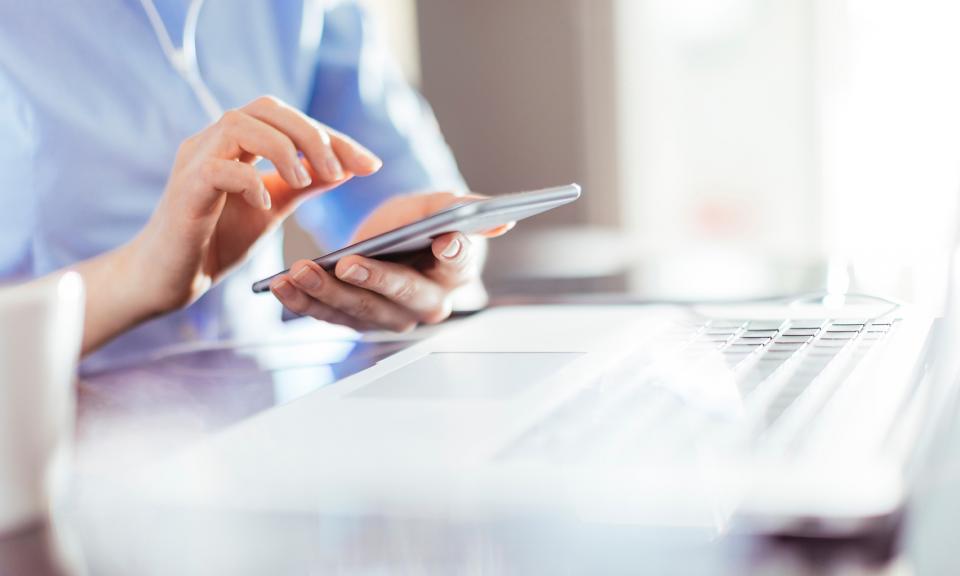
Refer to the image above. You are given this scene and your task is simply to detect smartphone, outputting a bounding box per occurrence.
[251,183,581,293]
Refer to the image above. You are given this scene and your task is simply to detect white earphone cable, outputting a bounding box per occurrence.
[138,0,223,121]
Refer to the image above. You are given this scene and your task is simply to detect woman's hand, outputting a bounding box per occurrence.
[131,95,381,314]
[74,96,380,354]
[269,192,512,332]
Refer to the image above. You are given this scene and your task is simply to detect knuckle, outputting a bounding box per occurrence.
[197,159,219,186]
[348,295,375,320]
[345,319,370,332]
[242,166,260,188]
[174,145,193,166]
[285,296,309,315]
[306,126,329,151]
[392,277,419,302]
[272,134,298,163]
[315,124,332,146]
[237,162,258,184]
[305,304,334,323]
[180,134,200,152]
[218,109,243,130]
[252,94,282,109]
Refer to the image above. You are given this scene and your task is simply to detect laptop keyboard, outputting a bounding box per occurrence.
[500,317,899,463]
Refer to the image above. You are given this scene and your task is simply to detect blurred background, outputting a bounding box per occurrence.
[289,0,960,310]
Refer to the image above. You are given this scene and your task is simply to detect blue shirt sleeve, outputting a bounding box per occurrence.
[0,66,36,279]
[296,1,467,250]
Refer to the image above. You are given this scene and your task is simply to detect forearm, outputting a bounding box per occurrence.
[69,238,162,356]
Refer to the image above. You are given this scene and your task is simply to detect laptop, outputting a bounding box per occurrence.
[150,254,960,541]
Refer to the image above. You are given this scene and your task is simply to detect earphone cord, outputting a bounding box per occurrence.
[138,0,223,121]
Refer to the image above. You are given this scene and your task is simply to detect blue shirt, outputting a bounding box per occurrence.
[0,0,465,371]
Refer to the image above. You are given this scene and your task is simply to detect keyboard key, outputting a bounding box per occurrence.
[699,338,733,345]
[763,349,797,358]
[729,343,764,350]
[806,349,840,357]
[769,343,805,351]
[738,365,783,384]
[723,344,754,353]
[775,335,813,344]
[783,328,820,337]
[685,345,723,355]
[708,320,748,329]
[825,325,862,333]
[831,318,869,325]
[737,336,772,343]
[704,329,739,336]
[697,332,732,340]
[742,330,779,338]
[724,350,752,358]
[821,331,858,340]
[787,319,827,329]
[746,320,787,331]
[746,362,781,374]
[812,339,848,347]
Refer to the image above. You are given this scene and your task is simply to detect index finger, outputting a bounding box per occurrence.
[479,222,515,238]
[243,96,382,181]
[327,127,384,176]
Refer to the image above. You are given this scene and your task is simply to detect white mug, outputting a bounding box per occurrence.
[0,272,84,534]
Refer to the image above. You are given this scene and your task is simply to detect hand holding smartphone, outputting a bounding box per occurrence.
[252,183,581,293]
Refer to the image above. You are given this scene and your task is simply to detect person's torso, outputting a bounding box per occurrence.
[0,0,329,369]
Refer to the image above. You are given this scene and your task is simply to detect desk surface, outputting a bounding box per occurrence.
[3,307,960,575]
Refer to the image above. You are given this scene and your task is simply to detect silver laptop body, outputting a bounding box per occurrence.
[149,276,956,538]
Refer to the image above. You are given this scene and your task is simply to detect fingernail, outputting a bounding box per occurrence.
[272,279,295,299]
[292,265,322,290]
[362,151,383,172]
[442,238,462,259]
[326,155,344,180]
[295,163,312,188]
[340,264,369,284]
[260,184,272,210]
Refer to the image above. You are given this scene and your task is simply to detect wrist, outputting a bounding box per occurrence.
[73,232,172,355]
[117,230,172,320]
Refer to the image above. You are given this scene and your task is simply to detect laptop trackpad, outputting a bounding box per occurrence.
[349,352,583,399]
